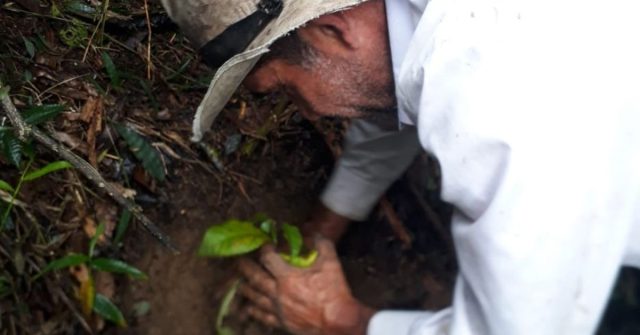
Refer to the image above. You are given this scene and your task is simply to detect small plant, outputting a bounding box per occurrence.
[35,222,147,327]
[0,159,73,230]
[198,215,318,334]
[198,215,318,266]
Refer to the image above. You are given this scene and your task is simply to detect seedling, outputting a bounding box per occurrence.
[198,215,318,334]
[198,215,318,266]
[35,222,147,327]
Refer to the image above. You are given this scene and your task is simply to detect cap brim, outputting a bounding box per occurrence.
[191,0,368,142]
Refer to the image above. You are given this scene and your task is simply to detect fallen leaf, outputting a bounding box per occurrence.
[85,97,104,167]
[83,216,107,245]
[70,264,94,317]
[80,96,100,123]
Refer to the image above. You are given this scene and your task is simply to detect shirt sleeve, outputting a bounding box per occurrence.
[320,118,421,220]
[368,0,640,333]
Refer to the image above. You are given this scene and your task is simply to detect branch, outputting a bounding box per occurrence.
[0,81,178,253]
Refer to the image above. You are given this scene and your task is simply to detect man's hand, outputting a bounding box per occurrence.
[237,237,375,335]
[301,204,352,243]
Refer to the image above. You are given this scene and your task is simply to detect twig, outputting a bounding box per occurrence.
[0,80,178,253]
[143,0,154,80]
[380,197,413,249]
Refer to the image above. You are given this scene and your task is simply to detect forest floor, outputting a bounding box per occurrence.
[0,1,638,334]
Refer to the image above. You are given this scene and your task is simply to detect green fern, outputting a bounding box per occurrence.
[1,131,22,168]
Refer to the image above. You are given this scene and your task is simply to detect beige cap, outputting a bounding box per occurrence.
[160,0,368,141]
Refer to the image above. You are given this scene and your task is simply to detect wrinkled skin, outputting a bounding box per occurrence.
[237,238,375,335]
[243,0,394,122]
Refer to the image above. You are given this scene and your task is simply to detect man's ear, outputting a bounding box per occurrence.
[299,12,358,54]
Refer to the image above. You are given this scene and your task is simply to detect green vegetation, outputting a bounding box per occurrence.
[199,216,318,334]
[36,222,147,327]
[199,216,318,267]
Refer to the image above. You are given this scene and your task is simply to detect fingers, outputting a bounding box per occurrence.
[260,244,292,277]
[313,235,337,260]
[246,306,281,328]
[239,284,275,311]
[237,258,277,296]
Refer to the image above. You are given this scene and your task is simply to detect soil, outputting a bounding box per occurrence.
[110,122,457,335]
[3,2,638,334]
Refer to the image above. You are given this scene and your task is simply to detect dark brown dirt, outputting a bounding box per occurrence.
[110,137,456,335]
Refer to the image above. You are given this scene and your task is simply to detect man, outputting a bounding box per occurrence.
[161,0,640,334]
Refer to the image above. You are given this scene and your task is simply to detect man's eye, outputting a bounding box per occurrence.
[320,25,341,39]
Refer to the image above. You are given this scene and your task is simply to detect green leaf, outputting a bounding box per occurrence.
[23,104,65,125]
[35,253,90,279]
[1,132,22,168]
[0,180,15,193]
[90,258,147,280]
[23,37,36,58]
[93,294,127,327]
[101,52,121,88]
[198,220,270,257]
[282,223,303,258]
[114,209,132,247]
[0,86,10,100]
[88,222,106,258]
[255,214,277,243]
[23,161,72,182]
[114,124,166,182]
[216,280,240,335]
[281,250,319,268]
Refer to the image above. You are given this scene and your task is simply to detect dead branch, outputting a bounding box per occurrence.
[0,80,178,253]
[380,197,413,249]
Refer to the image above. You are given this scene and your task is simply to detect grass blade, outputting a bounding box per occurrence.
[88,222,106,258]
[216,280,240,335]
[23,161,73,182]
[0,180,15,193]
[114,209,132,247]
[22,37,36,58]
[101,52,121,88]
[94,294,127,327]
[90,258,147,280]
[35,254,90,279]
[23,104,65,125]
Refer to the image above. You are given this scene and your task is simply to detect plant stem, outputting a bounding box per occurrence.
[0,158,32,231]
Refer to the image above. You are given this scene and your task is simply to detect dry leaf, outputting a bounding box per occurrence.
[83,216,107,245]
[80,97,100,123]
[70,264,95,317]
[86,97,104,167]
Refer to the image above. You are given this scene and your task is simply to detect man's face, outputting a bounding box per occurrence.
[243,0,395,121]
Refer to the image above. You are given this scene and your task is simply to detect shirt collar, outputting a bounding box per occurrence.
[385,0,429,126]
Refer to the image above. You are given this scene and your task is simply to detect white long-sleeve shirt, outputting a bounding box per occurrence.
[322,0,640,333]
